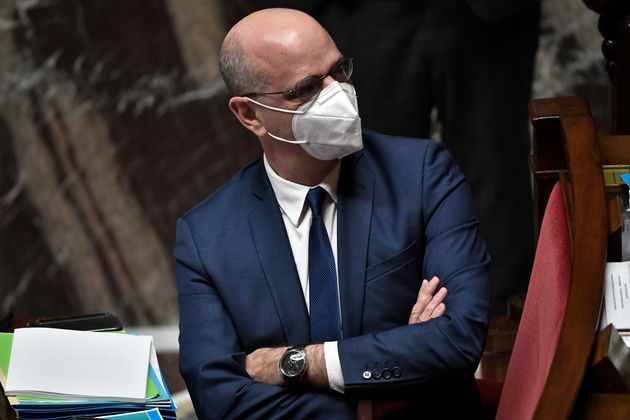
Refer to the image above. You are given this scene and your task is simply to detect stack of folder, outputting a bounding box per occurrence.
[0,328,176,419]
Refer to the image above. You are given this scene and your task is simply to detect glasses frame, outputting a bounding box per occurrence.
[241,57,353,102]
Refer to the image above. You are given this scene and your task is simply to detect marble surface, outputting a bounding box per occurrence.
[534,0,611,133]
[0,0,259,325]
[0,0,610,328]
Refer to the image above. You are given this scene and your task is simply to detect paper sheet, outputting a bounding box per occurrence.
[603,262,630,330]
[5,328,151,403]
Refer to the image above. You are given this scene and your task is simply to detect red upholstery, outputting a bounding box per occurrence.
[495,182,571,420]
[477,378,503,419]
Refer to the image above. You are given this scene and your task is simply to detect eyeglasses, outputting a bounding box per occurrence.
[241,57,353,102]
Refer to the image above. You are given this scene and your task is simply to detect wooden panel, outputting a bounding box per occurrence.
[600,135,630,164]
[577,393,630,420]
[529,96,591,120]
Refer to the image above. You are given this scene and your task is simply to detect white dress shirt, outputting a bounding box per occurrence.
[263,155,345,393]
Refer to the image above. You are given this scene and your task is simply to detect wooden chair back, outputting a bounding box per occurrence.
[498,96,608,419]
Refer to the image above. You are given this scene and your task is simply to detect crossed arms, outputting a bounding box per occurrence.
[245,276,448,388]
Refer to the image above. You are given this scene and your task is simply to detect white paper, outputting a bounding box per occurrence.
[603,262,630,330]
[5,328,151,402]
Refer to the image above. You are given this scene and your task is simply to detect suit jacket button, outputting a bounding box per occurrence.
[372,369,382,379]
[382,369,392,379]
[392,367,401,378]
[362,370,372,380]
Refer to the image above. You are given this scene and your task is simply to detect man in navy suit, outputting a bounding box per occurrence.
[175,8,490,419]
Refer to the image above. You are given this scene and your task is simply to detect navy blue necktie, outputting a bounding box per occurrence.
[306,187,342,342]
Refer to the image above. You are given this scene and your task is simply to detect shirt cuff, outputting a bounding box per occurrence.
[324,341,345,394]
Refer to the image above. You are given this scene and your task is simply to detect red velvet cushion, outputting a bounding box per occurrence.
[495,182,571,420]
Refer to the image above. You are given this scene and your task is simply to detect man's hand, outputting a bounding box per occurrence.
[408,276,447,324]
[245,346,286,385]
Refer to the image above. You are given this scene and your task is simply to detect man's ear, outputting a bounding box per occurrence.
[229,97,266,137]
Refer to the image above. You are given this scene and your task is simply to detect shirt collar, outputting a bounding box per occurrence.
[263,154,340,227]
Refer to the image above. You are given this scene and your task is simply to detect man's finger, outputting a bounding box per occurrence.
[408,278,436,323]
[421,276,440,298]
[418,287,448,322]
[409,276,444,324]
[417,277,440,310]
[408,279,428,323]
[432,302,446,319]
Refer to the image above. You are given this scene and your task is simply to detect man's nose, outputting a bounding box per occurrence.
[322,75,336,88]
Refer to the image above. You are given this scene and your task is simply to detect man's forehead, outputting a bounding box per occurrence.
[243,25,338,81]
[230,8,323,43]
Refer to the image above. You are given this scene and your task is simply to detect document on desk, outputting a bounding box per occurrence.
[603,262,630,336]
[5,327,151,403]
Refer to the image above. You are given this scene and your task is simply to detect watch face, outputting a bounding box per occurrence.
[281,349,305,377]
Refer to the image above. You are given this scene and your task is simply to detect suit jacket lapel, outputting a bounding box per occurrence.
[338,152,374,338]
[248,161,311,344]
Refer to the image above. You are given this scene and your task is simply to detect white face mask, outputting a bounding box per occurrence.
[245,82,363,160]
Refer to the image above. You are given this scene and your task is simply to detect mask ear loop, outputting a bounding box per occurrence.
[243,96,306,115]
[267,132,309,144]
[243,97,309,144]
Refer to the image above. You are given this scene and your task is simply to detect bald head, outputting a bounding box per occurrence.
[219,8,339,96]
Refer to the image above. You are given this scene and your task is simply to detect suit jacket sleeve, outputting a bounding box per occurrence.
[175,217,355,420]
[337,141,490,398]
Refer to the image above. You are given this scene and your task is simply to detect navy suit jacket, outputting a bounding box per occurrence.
[174,130,490,419]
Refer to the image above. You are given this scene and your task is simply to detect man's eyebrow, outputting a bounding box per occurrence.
[301,56,344,79]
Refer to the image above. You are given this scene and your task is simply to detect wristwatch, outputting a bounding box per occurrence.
[279,345,308,385]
